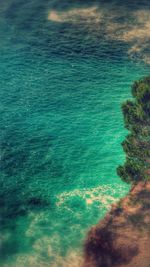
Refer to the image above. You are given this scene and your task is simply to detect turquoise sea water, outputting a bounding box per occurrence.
[0,1,150,266]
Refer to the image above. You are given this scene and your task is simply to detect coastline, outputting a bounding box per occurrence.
[83,182,150,267]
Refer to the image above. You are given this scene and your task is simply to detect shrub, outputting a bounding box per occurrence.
[117,76,150,183]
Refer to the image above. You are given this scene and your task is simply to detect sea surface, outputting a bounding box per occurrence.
[0,1,150,266]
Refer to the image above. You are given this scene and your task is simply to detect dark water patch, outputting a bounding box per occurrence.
[48,0,150,10]
[0,188,51,229]
[27,197,50,207]
[0,235,19,260]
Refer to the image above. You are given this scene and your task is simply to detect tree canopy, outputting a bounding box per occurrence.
[117,76,150,183]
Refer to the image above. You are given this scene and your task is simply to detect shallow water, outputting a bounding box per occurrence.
[0,1,150,266]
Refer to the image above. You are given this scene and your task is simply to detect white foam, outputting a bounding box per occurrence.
[56,184,126,210]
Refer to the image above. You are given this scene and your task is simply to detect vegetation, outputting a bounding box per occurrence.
[117,76,150,183]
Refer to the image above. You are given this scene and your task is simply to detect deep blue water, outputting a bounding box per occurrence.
[0,1,150,266]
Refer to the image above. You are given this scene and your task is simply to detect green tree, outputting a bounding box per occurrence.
[117,76,150,183]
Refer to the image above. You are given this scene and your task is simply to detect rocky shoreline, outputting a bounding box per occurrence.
[83,182,150,267]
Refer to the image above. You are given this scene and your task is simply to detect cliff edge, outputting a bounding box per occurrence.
[83,182,150,267]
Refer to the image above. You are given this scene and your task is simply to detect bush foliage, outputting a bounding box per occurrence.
[117,76,150,183]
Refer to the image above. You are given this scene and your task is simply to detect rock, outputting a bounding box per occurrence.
[83,182,150,267]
